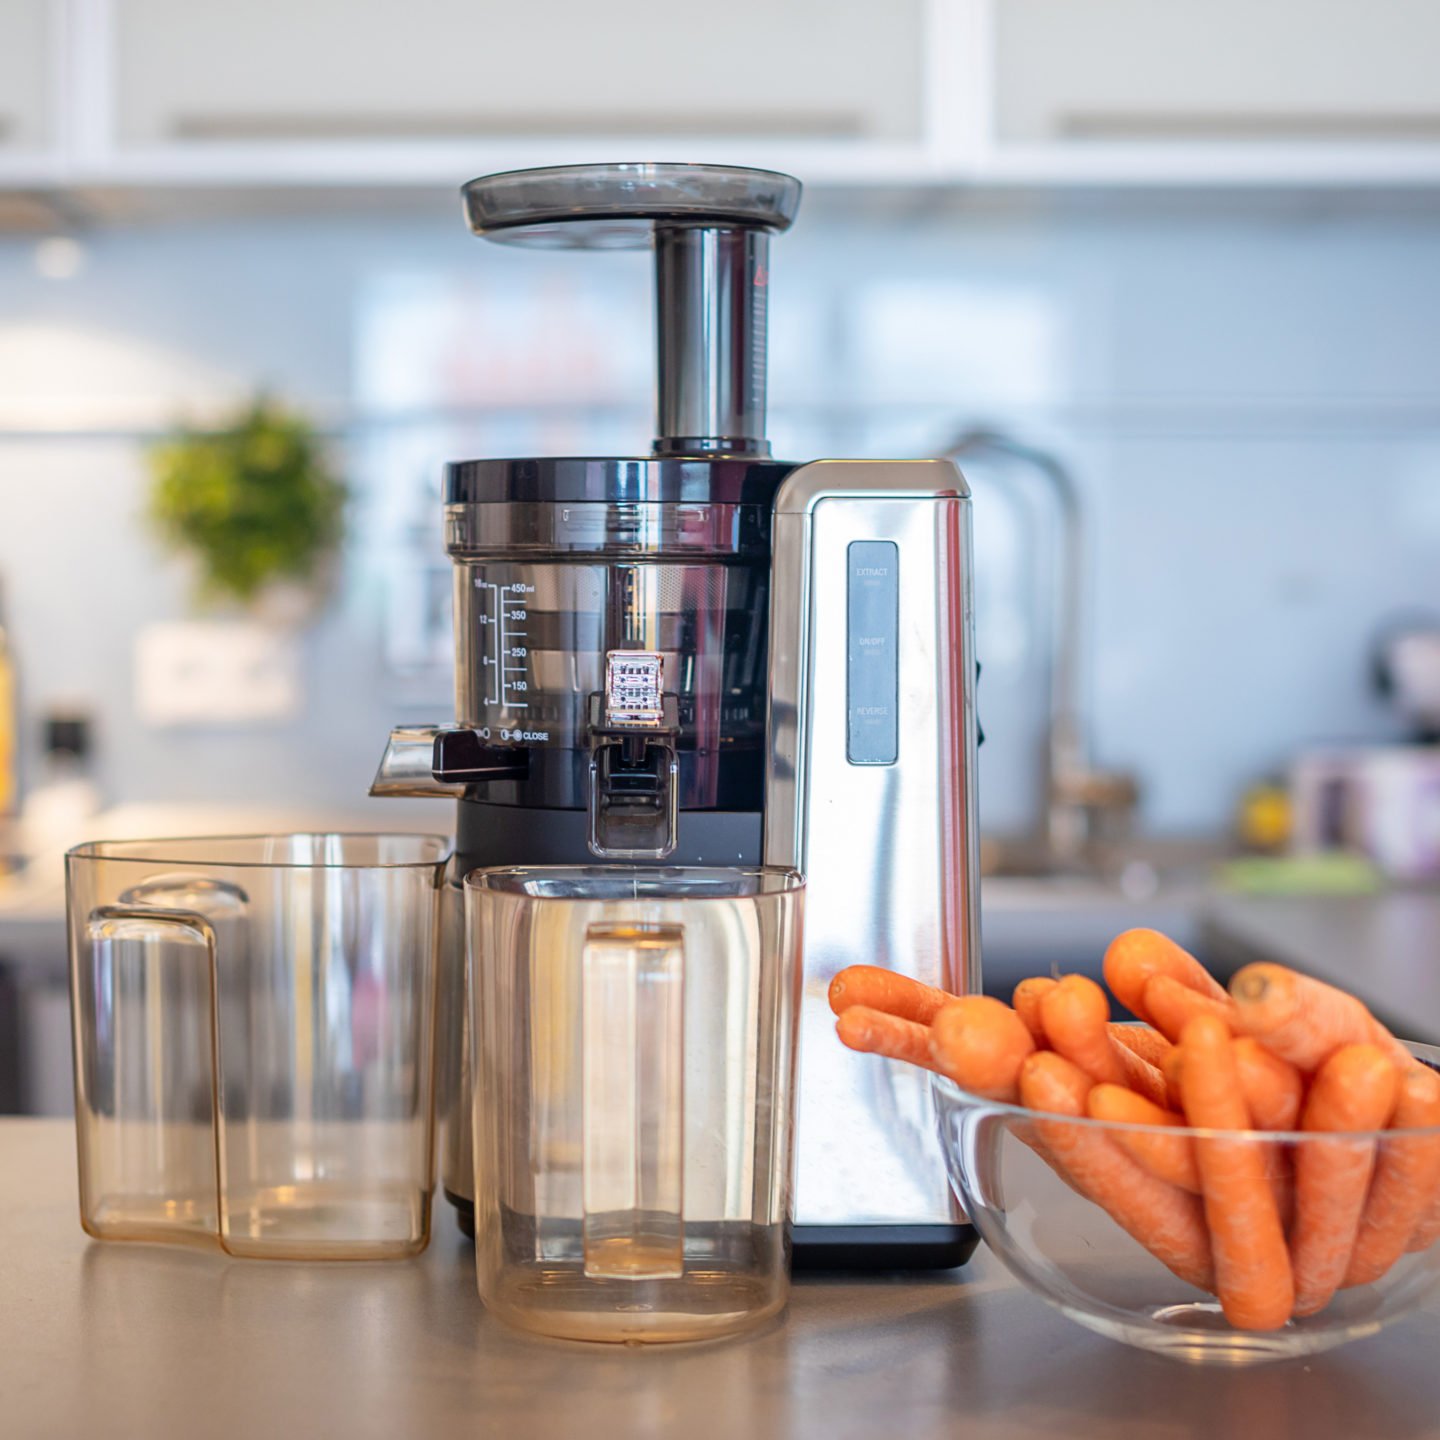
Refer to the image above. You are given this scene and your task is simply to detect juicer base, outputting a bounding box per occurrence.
[790,1224,979,1272]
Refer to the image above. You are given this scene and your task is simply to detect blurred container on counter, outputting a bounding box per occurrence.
[1291,748,1440,883]
[22,709,100,860]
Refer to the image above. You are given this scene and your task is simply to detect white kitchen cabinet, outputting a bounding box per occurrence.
[0,0,54,155]
[992,0,1440,144]
[112,0,927,148]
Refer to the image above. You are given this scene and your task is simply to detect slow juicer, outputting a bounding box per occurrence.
[373,163,981,1267]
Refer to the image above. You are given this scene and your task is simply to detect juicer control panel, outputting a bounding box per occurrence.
[846,541,899,766]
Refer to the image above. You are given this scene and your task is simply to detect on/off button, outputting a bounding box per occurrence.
[847,540,899,766]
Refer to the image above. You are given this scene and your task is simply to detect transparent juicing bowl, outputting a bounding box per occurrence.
[67,833,449,1260]
[934,1037,1440,1365]
[467,865,805,1343]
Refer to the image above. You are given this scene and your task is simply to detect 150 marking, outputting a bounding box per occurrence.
[477,578,534,709]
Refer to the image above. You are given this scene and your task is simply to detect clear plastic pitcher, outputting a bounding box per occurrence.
[467,865,805,1342]
[67,833,449,1260]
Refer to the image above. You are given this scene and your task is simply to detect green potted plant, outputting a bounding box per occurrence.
[148,398,347,620]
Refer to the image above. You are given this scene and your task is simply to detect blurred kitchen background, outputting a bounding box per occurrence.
[3,0,1440,1110]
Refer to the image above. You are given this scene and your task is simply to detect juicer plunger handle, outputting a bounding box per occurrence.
[461,163,802,458]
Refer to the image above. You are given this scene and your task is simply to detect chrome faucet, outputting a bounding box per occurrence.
[938,426,1138,869]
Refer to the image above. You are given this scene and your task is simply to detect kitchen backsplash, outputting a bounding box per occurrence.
[0,195,1437,835]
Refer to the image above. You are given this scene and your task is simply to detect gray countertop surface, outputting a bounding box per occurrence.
[1202,890,1440,1044]
[5,1121,1440,1440]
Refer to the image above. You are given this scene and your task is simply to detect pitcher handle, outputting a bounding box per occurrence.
[581,921,685,1279]
[83,905,223,1236]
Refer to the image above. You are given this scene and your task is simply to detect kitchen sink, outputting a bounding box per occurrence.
[977,835,1223,1001]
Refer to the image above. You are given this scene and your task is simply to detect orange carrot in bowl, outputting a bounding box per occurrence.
[1290,1044,1401,1316]
[1231,1037,1304,1132]
[835,1006,939,1073]
[1228,963,1412,1073]
[1114,1046,1172,1110]
[1344,1064,1440,1288]
[1086,1084,1200,1193]
[1042,975,1126,1085]
[1103,929,1227,1025]
[930,996,1036,1103]
[1161,1046,1185,1109]
[1012,976,1057,1047]
[1408,1186,1440,1255]
[1178,1014,1294,1330]
[1020,1052,1213,1291]
[1043,975,1169,1105]
[1143,973,1236,1043]
[1225,1038,1301,1233]
[1110,1022,1173,1070]
[1175,1038,1296,1230]
[828,966,954,1025]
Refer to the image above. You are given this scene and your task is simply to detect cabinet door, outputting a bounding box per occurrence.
[0,0,52,153]
[115,0,925,146]
[994,0,1440,143]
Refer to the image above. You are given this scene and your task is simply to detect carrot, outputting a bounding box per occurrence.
[1103,928,1228,1025]
[1012,976,1057,1047]
[929,996,1037,1103]
[835,1006,939,1073]
[1267,1147,1297,1238]
[828,965,954,1025]
[1041,975,1169,1105]
[1114,1045,1172,1110]
[1290,1044,1400,1316]
[1143,973,1236,1043]
[1204,1037,1299,1233]
[1178,1014,1294,1330]
[1232,1037,1304,1132]
[1020,1052,1213,1292]
[1228,962,1412,1073]
[1109,1022,1173,1070]
[1206,1041,1297,1231]
[1087,1083,1200,1193]
[1161,1047,1185,1110]
[1344,1064,1440,1287]
[1408,1186,1440,1255]
[1042,975,1125,1085]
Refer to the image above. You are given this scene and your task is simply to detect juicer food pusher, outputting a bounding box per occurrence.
[372,163,982,1268]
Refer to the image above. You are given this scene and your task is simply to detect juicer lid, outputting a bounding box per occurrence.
[461,162,801,249]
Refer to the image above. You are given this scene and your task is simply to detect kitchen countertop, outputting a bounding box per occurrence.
[1203,891,1440,1045]
[5,1122,1439,1440]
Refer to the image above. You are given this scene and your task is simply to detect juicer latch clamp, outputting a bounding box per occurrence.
[586,651,680,861]
[431,728,530,786]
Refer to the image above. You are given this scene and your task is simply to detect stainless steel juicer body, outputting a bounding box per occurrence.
[372,164,981,1267]
[765,459,980,1258]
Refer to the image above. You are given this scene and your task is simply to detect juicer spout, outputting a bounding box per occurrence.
[370,725,529,799]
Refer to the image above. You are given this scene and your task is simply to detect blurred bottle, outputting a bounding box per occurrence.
[1236,777,1292,854]
[22,709,100,858]
[0,580,17,820]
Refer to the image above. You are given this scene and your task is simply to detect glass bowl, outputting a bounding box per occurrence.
[934,1038,1440,1365]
